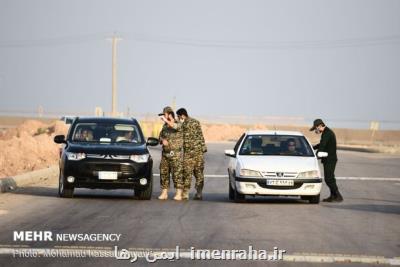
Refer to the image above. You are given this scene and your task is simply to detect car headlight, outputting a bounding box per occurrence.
[130,154,150,163]
[297,170,319,178]
[66,152,86,161]
[239,169,262,177]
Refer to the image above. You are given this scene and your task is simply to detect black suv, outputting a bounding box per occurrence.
[54,117,159,199]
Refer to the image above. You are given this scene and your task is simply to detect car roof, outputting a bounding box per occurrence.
[74,117,139,124]
[245,130,304,136]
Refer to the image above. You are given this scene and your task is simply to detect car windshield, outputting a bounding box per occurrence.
[71,123,143,144]
[239,135,314,157]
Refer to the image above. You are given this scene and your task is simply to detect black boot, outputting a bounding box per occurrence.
[333,190,343,202]
[323,188,335,202]
[322,195,335,202]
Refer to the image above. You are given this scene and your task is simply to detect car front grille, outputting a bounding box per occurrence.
[86,163,134,174]
[86,154,131,160]
[257,181,303,190]
[120,164,133,173]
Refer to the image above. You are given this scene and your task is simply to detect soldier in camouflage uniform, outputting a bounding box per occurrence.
[158,106,184,201]
[176,108,207,200]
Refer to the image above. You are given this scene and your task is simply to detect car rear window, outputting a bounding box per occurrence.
[239,135,314,157]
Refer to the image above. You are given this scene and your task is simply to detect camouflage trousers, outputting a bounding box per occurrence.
[159,151,183,190]
[183,152,205,191]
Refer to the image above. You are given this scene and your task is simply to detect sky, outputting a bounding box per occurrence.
[0,0,399,128]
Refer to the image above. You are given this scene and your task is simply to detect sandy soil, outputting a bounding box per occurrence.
[0,120,69,178]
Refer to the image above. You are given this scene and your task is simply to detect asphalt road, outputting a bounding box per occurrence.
[0,143,399,267]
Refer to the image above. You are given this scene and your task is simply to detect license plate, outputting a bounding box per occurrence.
[98,171,118,180]
[267,180,294,186]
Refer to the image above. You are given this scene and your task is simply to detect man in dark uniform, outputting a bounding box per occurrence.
[310,119,343,202]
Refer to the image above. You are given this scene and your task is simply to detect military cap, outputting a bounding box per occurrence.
[310,119,325,131]
[158,106,174,116]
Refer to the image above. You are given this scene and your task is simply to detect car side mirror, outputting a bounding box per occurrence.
[146,137,159,146]
[317,151,328,158]
[54,135,66,144]
[224,149,236,158]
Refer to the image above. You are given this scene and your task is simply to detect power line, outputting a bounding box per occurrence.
[0,33,108,48]
[121,32,400,49]
[0,32,399,49]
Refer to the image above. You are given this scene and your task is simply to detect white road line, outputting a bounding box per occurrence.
[0,247,399,265]
[153,174,400,181]
[336,177,400,181]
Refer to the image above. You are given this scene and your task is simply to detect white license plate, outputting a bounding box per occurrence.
[267,180,294,186]
[98,171,118,180]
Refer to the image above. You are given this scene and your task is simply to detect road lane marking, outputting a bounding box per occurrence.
[0,246,399,265]
[153,174,400,181]
[335,177,400,181]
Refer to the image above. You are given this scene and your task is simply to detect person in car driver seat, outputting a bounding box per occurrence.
[281,138,298,155]
[116,131,137,143]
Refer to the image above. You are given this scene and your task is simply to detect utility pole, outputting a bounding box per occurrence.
[110,35,122,117]
[172,96,176,111]
[37,105,44,117]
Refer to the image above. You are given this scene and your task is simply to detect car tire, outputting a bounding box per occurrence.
[58,171,74,198]
[302,194,320,204]
[228,179,234,200]
[135,177,153,200]
[309,194,320,204]
[234,186,246,203]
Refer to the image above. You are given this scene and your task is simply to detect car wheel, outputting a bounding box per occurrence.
[228,178,234,200]
[309,194,320,204]
[58,171,74,198]
[234,186,246,203]
[302,194,320,204]
[135,177,153,200]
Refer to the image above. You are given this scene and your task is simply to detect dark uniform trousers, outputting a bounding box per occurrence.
[323,161,338,194]
[314,126,340,196]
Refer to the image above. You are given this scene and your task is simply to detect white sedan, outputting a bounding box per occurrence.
[225,130,326,203]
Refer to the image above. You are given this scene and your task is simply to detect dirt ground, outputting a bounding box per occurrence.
[0,119,69,178]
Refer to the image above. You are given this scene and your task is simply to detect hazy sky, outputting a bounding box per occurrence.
[0,0,399,128]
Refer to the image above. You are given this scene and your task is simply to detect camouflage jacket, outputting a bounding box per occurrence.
[159,121,183,153]
[182,117,207,154]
